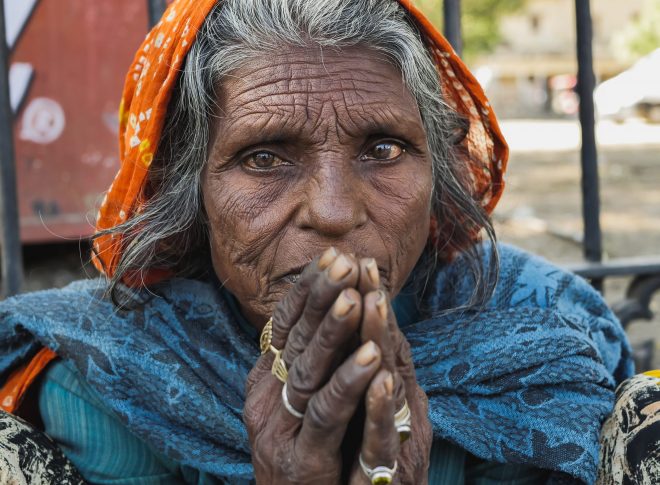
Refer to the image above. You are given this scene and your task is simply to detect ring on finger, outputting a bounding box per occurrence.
[394,399,412,443]
[359,454,397,485]
[259,317,273,354]
[259,317,289,383]
[270,346,288,383]
[281,382,304,419]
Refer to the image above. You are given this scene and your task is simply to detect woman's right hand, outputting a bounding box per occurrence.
[244,248,386,484]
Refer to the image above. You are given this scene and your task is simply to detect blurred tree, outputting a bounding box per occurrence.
[416,0,526,60]
[615,0,660,60]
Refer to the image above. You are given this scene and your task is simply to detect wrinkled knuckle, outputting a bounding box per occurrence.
[287,359,314,396]
[315,324,340,353]
[275,298,296,323]
[306,394,333,431]
[271,313,290,338]
[330,368,354,400]
[284,332,308,359]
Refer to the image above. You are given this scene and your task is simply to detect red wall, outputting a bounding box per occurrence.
[9,1,150,243]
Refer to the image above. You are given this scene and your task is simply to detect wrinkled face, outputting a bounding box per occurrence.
[202,46,433,326]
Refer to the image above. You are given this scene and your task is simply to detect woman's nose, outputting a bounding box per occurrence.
[295,164,368,238]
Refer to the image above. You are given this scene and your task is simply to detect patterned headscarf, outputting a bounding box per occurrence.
[92,0,509,283]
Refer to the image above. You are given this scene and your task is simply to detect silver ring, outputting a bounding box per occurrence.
[394,399,412,442]
[281,383,304,419]
[359,453,397,484]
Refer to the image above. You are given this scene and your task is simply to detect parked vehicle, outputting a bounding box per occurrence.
[6,0,148,243]
[595,48,660,123]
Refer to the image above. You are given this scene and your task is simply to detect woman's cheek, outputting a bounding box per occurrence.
[203,173,294,317]
[370,161,432,292]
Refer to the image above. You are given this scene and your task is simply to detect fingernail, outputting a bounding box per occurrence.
[318,247,338,270]
[376,291,388,320]
[356,341,378,366]
[366,258,379,286]
[384,372,394,397]
[329,254,352,281]
[333,290,356,318]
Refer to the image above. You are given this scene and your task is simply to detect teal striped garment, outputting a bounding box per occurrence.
[37,360,548,484]
[36,288,549,484]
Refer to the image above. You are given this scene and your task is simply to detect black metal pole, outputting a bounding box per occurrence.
[0,0,24,297]
[443,0,463,57]
[147,0,168,29]
[575,0,603,290]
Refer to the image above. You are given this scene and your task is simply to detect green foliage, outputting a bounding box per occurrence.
[615,0,660,60]
[416,0,526,60]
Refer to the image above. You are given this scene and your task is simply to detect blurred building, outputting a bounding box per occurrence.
[476,0,647,118]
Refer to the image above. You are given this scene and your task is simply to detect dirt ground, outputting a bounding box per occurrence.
[7,118,660,371]
[494,118,660,370]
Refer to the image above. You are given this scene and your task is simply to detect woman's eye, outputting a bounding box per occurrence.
[363,141,405,161]
[243,152,287,170]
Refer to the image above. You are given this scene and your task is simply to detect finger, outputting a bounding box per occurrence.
[295,341,381,450]
[269,247,339,349]
[249,249,338,386]
[361,290,407,410]
[357,370,398,478]
[286,288,362,413]
[360,290,394,368]
[280,253,359,363]
[358,257,380,294]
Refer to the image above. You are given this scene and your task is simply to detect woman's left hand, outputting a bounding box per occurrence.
[348,259,433,484]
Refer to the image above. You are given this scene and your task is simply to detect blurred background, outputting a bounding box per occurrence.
[0,0,658,367]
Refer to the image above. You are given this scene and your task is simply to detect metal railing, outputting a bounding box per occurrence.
[443,0,659,370]
[0,0,24,298]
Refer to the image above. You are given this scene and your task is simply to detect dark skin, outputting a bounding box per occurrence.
[202,47,433,483]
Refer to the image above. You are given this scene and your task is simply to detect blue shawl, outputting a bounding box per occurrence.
[0,244,632,484]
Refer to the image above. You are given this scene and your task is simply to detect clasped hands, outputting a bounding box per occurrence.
[244,248,432,484]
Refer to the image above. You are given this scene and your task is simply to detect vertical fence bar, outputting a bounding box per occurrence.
[443,0,463,56]
[575,0,603,290]
[0,0,24,298]
[147,0,168,29]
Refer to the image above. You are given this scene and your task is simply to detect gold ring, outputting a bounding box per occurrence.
[359,454,397,485]
[259,317,288,382]
[260,317,273,354]
[270,345,288,383]
[394,399,412,443]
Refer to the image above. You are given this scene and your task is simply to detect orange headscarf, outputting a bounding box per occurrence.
[92,0,508,284]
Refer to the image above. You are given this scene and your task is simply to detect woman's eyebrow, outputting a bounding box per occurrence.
[336,111,426,141]
[218,101,424,149]
[218,113,307,152]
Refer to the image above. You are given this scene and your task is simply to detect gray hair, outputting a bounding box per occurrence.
[96,0,498,309]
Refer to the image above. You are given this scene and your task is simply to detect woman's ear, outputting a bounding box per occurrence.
[447,114,470,146]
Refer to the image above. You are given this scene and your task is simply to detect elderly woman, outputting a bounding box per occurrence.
[0,0,636,484]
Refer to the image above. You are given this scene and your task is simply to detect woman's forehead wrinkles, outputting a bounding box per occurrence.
[224,48,405,104]
[213,47,424,147]
[226,73,396,112]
